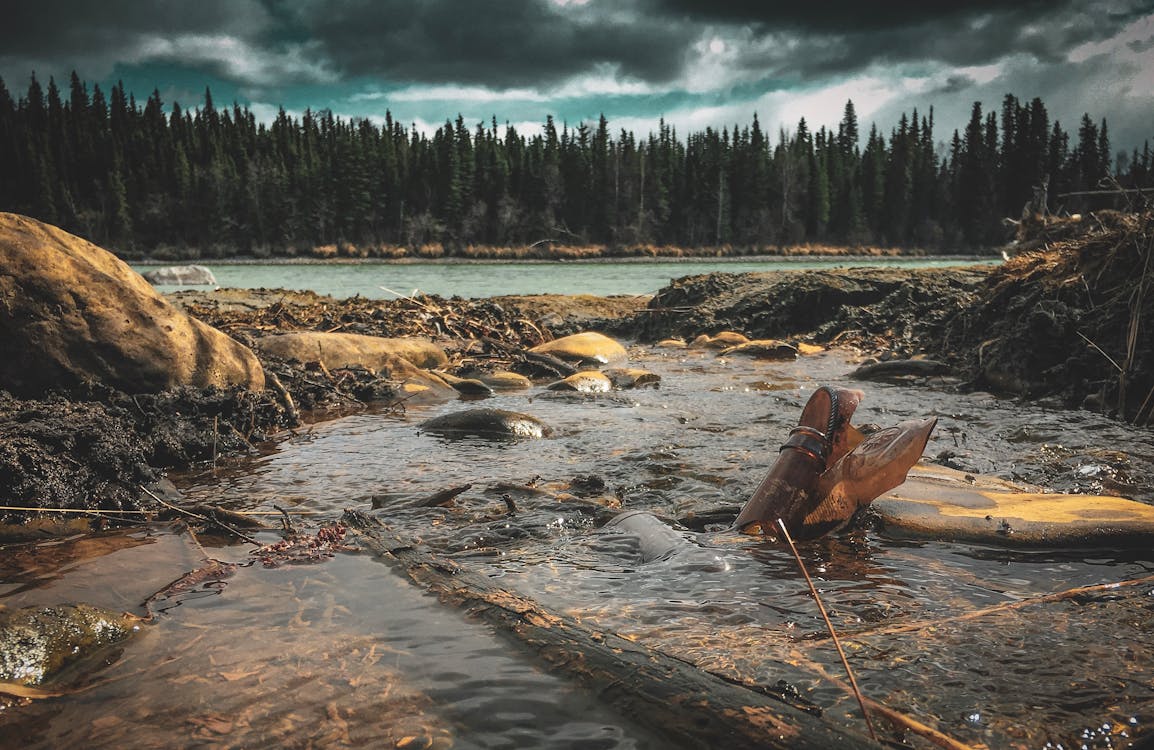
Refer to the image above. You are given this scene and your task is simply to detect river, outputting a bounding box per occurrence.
[2,345,1151,748]
[132,256,995,298]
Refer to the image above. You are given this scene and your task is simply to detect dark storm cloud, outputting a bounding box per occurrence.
[698,0,1154,82]
[0,0,270,57]
[281,0,697,88]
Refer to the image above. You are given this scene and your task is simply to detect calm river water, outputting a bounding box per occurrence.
[132,256,995,298]
[3,346,1151,749]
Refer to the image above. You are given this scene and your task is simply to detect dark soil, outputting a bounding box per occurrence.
[635,266,991,358]
[934,210,1154,421]
[0,386,290,524]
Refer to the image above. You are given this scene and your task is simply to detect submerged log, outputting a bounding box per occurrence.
[344,510,881,750]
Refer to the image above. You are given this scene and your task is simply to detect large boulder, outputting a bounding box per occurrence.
[254,331,454,400]
[0,213,264,396]
[254,331,448,370]
[141,264,217,286]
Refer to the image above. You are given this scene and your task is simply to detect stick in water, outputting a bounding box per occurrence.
[778,518,879,742]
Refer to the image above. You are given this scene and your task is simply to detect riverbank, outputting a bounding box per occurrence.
[126,241,986,264]
[1,210,1149,529]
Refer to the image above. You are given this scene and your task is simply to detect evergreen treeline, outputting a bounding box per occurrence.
[1,72,1151,258]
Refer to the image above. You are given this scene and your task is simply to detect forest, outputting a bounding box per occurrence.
[0,71,1151,259]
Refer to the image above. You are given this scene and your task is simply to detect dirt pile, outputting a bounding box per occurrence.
[634,266,990,356]
[936,210,1153,422]
[0,386,290,524]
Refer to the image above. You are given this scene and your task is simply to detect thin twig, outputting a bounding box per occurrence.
[831,571,1154,642]
[0,506,151,515]
[1075,330,1123,373]
[138,485,262,546]
[778,518,878,742]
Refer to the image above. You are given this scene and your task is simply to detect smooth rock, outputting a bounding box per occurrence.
[420,408,553,440]
[0,213,264,396]
[718,340,799,360]
[690,332,749,349]
[436,371,495,396]
[255,331,448,370]
[655,338,687,349]
[529,332,627,365]
[873,464,1154,545]
[548,371,613,393]
[476,371,532,390]
[141,264,217,286]
[850,358,951,381]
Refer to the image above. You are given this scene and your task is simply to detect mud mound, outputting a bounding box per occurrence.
[937,211,1154,423]
[0,386,291,524]
[635,267,989,355]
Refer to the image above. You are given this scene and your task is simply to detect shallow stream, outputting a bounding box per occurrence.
[3,346,1153,748]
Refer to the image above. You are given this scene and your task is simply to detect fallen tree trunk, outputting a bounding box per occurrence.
[344,510,881,750]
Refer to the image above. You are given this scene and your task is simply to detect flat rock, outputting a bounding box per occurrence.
[529,332,627,365]
[873,464,1154,545]
[255,331,448,370]
[0,213,265,396]
[420,408,552,440]
[476,371,532,390]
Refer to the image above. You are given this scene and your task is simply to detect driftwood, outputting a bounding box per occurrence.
[344,510,881,750]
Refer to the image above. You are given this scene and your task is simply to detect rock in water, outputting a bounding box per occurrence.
[420,408,553,440]
[528,332,627,365]
[0,604,142,685]
[0,213,264,396]
[141,264,217,286]
[547,371,613,393]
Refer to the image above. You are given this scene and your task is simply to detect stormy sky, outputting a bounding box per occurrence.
[3,0,1153,153]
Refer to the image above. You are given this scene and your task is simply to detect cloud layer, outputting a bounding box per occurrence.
[2,0,1151,150]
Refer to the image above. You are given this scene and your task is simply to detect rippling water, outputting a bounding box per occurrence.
[3,346,1152,749]
[132,256,995,298]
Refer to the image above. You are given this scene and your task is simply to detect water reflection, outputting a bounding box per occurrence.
[4,346,1154,748]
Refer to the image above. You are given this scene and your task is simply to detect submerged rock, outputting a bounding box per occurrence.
[0,604,142,685]
[141,264,217,286]
[529,332,627,365]
[690,331,749,349]
[420,408,553,440]
[603,368,662,389]
[0,212,264,396]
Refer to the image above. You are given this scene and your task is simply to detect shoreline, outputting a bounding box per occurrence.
[129,253,998,266]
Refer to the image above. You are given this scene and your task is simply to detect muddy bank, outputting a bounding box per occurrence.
[938,211,1153,421]
[634,266,990,357]
[0,387,290,526]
